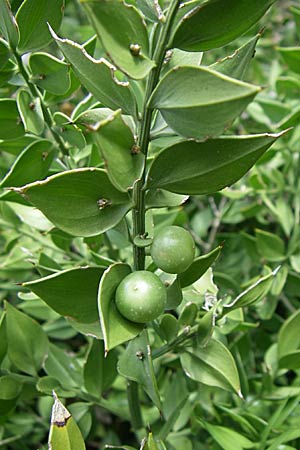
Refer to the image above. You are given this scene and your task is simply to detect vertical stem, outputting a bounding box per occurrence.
[127,381,144,431]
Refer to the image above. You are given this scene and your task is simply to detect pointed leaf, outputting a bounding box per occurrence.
[92,110,143,191]
[210,33,261,80]
[17,89,44,135]
[98,263,143,352]
[14,168,132,237]
[278,309,300,368]
[149,66,260,140]
[5,302,49,376]
[145,189,188,209]
[147,133,285,195]
[50,29,136,116]
[16,0,65,53]
[171,0,275,51]
[23,267,105,323]
[255,229,286,262]
[0,375,22,415]
[180,338,241,395]
[118,330,161,410]
[278,47,300,74]
[202,422,255,450]
[81,0,155,79]
[29,52,70,95]
[179,245,222,288]
[0,0,19,49]
[0,99,25,141]
[48,394,86,450]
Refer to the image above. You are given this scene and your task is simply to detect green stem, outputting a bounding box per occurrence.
[132,0,181,271]
[152,325,199,360]
[13,51,69,156]
[127,381,144,431]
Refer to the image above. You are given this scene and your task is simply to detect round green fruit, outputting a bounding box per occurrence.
[151,226,195,274]
[115,271,167,324]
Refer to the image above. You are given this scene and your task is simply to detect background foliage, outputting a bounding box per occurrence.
[1,0,300,449]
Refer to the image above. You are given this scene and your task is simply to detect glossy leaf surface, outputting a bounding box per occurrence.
[149,66,260,140]
[15,169,132,237]
[172,0,275,51]
[179,245,222,288]
[23,267,105,323]
[147,133,285,195]
[98,263,143,352]
[81,0,155,79]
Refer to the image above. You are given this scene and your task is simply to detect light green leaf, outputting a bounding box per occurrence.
[5,302,49,376]
[0,0,19,49]
[278,309,300,369]
[0,99,25,141]
[0,38,10,70]
[145,189,188,209]
[81,0,155,79]
[16,90,44,135]
[149,66,260,140]
[29,52,70,95]
[210,33,261,80]
[278,46,300,74]
[48,394,86,450]
[0,140,55,188]
[92,110,144,191]
[50,29,136,116]
[23,267,105,323]
[255,229,286,262]
[172,0,275,51]
[165,48,203,71]
[53,112,86,150]
[14,168,132,237]
[137,0,163,22]
[202,422,255,450]
[118,330,161,410]
[147,133,285,195]
[84,339,118,397]
[16,0,65,53]
[0,375,22,415]
[98,263,143,353]
[224,267,279,313]
[266,429,300,450]
[44,344,83,389]
[180,338,241,396]
[179,245,222,288]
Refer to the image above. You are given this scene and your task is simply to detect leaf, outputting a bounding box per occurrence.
[53,112,86,150]
[165,48,203,71]
[179,245,222,288]
[137,0,163,22]
[118,330,161,410]
[0,140,56,188]
[23,267,105,323]
[16,89,44,135]
[0,0,19,49]
[255,229,286,262]
[210,33,261,80]
[278,309,300,369]
[44,344,83,389]
[0,38,10,70]
[16,0,65,53]
[278,46,300,74]
[147,132,286,195]
[0,375,22,415]
[81,0,155,79]
[224,267,279,313]
[98,263,143,353]
[180,338,241,396]
[149,66,260,140]
[0,313,7,366]
[50,29,136,116]
[202,422,255,450]
[84,339,118,397]
[14,168,132,237]
[5,302,49,376]
[171,0,275,51]
[48,393,86,450]
[0,99,25,141]
[28,52,70,95]
[145,189,188,209]
[265,429,300,450]
[92,110,144,191]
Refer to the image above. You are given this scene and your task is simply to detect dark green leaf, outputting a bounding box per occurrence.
[149,66,260,140]
[0,0,19,49]
[0,140,55,188]
[15,168,132,237]
[255,229,286,262]
[172,0,275,51]
[16,90,44,135]
[179,245,222,288]
[23,267,105,323]
[145,189,188,209]
[29,52,70,95]
[180,338,241,395]
[5,301,49,376]
[81,0,155,79]
[278,46,300,74]
[0,375,22,415]
[0,38,10,70]
[44,344,83,389]
[0,313,7,366]
[278,310,300,369]
[16,0,65,53]
[0,99,25,141]
[98,263,143,352]
[118,330,161,410]
[147,133,286,195]
[202,422,254,450]
[50,29,136,116]
[92,109,144,191]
